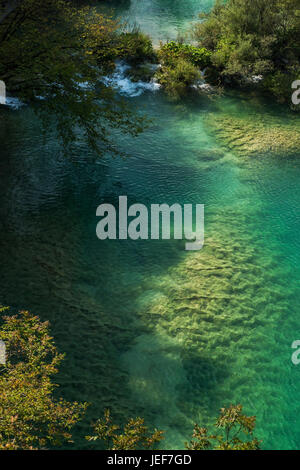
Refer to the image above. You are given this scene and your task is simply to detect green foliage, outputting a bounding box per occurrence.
[0,308,261,451]
[186,404,261,450]
[117,31,156,65]
[126,64,156,83]
[156,58,200,99]
[0,308,87,450]
[263,66,300,105]
[0,0,146,155]
[86,409,164,450]
[156,41,211,98]
[193,0,300,103]
[158,41,211,69]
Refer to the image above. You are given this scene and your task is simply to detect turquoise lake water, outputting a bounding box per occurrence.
[0,0,300,449]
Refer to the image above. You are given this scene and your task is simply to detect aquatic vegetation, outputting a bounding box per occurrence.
[1,0,300,453]
[121,197,297,448]
[205,113,300,157]
[2,88,299,448]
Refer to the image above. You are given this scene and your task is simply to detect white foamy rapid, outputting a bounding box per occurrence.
[4,97,24,110]
[2,62,161,111]
[192,70,215,93]
[103,62,161,97]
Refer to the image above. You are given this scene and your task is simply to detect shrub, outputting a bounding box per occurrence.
[186,404,261,451]
[117,31,156,64]
[158,41,211,69]
[263,66,300,105]
[156,58,200,98]
[0,309,87,450]
[193,0,300,104]
[86,409,164,450]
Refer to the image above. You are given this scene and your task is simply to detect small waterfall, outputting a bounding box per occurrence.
[103,62,161,97]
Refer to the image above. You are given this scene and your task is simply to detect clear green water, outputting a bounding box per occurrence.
[0,0,300,450]
[101,0,213,43]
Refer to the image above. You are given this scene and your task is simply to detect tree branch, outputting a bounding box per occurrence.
[0,0,23,25]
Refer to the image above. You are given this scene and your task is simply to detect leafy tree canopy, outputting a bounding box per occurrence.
[186,404,261,450]
[194,0,300,103]
[0,0,146,155]
[158,41,211,69]
[86,408,164,450]
[0,308,87,450]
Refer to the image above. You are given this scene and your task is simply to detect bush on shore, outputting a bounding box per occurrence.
[193,0,300,106]
[155,58,201,99]
[117,31,156,65]
[157,41,212,69]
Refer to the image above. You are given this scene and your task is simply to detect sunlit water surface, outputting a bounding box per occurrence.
[101,0,213,43]
[0,0,300,449]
